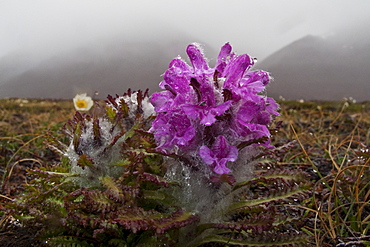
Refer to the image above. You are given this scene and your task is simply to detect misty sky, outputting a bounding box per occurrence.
[1,0,370,61]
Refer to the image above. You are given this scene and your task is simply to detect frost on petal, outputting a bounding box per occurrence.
[200,113,217,126]
[150,113,172,148]
[186,43,209,71]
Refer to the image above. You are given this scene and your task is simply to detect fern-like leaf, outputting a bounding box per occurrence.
[227,183,311,213]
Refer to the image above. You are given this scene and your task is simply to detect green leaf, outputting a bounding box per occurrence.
[191,232,310,247]
[77,154,95,168]
[105,105,117,123]
[227,184,310,213]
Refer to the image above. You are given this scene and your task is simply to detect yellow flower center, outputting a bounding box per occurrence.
[76,100,88,109]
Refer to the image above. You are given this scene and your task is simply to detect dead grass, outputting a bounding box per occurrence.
[0,98,75,195]
[0,98,369,246]
[273,100,370,246]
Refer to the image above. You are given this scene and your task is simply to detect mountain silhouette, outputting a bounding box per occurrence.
[257,32,370,102]
[0,35,216,99]
[1,31,369,101]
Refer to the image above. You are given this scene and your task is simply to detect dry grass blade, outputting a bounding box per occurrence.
[1,99,369,246]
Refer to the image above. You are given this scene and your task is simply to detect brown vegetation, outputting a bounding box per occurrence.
[0,98,369,246]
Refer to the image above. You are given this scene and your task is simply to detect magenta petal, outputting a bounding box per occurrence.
[243,70,270,86]
[225,145,238,162]
[169,57,192,71]
[182,105,200,119]
[152,113,196,149]
[150,91,174,112]
[215,43,232,73]
[200,101,232,126]
[211,101,232,115]
[173,125,196,146]
[200,112,217,126]
[254,70,270,86]
[217,43,232,63]
[186,43,209,71]
[255,111,271,125]
[213,136,238,161]
[266,98,280,116]
[214,135,228,151]
[214,163,231,175]
[163,68,192,93]
[237,122,270,139]
[199,136,238,174]
[237,101,260,123]
[199,146,214,165]
[223,54,254,88]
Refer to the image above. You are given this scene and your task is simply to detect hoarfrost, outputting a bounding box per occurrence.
[66,117,124,187]
[107,92,154,119]
[163,145,257,224]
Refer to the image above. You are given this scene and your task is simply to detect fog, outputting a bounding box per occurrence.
[1,0,370,100]
[1,0,369,61]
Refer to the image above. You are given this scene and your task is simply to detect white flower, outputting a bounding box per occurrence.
[73,93,93,111]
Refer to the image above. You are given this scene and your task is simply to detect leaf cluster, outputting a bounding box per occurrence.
[185,142,313,246]
[5,90,198,246]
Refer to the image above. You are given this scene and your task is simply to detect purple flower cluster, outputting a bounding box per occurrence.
[150,43,279,175]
